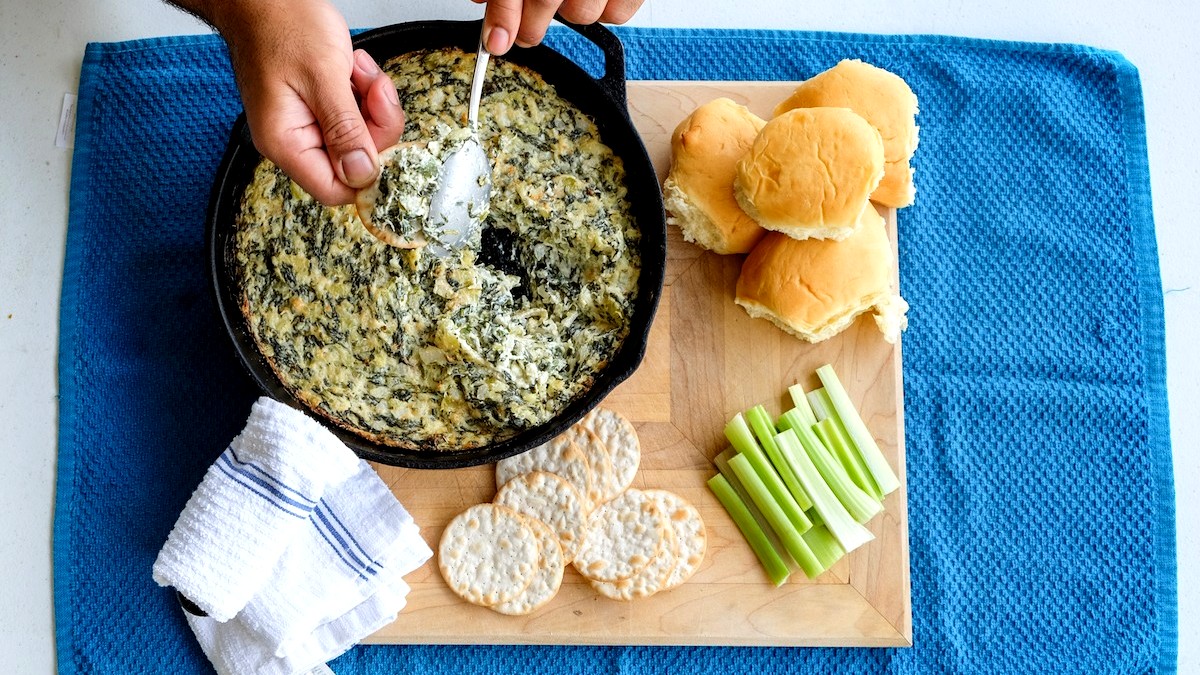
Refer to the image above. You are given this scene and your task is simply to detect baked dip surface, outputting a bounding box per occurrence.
[234,48,641,451]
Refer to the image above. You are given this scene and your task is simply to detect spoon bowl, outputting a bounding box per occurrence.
[423,134,490,256]
[424,38,492,256]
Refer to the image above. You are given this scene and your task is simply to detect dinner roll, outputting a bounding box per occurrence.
[774,59,920,208]
[734,107,884,241]
[735,206,908,343]
[662,98,768,254]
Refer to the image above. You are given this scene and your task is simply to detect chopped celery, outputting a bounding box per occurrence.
[786,415,883,523]
[806,387,834,423]
[811,384,887,499]
[813,417,881,502]
[708,474,791,586]
[805,507,824,528]
[776,412,796,433]
[801,524,845,571]
[774,429,875,554]
[815,364,901,495]
[728,454,824,578]
[746,405,813,511]
[725,413,811,534]
[714,448,798,573]
[780,410,878,523]
[787,383,818,427]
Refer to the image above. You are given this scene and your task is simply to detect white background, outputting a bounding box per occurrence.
[1,0,1195,672]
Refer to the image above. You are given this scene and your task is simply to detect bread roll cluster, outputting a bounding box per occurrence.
[662,59,918,344]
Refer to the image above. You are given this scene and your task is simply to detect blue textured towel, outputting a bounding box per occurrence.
[56,27,1175,673]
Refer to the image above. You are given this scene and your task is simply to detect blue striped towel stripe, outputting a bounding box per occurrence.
[312,504,381,581]
[214,450,316,518]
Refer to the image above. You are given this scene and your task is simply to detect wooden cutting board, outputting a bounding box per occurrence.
[366,81,912,647]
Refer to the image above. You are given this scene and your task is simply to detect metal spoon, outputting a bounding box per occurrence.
[423,36,492,257]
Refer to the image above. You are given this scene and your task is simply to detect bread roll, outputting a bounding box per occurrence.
[662,98,768,254]
[735,205,908,343]
[774,59,919,208]
[734,107,884,241]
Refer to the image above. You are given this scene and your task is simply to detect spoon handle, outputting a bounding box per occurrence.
[467,39,490,127]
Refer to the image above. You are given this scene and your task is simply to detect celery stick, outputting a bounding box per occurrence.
[708,474,791,586]
[746,405,813,511]
[787,383,818,427]
[782,408,878,516]
[725,414,812,534]
[778,409,809,435]
[806,507,824,528]
[812,386,884,499]
[814,417,881,502]
[815,364,901,495]
[793,418,883,523]
[714,448,798,573]
[783,409,881,516]
[729,454,825,578]
[806,387,834,422]
[801,524,845,571]
[774,429,875,554]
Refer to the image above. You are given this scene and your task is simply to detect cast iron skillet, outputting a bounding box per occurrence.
[207,18,666,469]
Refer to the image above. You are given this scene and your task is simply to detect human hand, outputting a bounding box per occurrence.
[211,0,405,204]
[473,0,645,54]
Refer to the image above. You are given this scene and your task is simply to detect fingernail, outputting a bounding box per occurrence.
[485,26,509,55]
[386,81,399,106]
[341,149,376,186]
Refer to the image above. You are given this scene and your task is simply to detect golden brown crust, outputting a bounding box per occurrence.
[773,59,919,208]
[663,98,767,254]
[734,107,884,240]
[734,205,896,342]
[243,297,455,452]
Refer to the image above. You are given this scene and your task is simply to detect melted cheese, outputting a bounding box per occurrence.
[235,48,641,451]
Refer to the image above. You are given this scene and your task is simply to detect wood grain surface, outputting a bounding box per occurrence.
[366,81,912,646]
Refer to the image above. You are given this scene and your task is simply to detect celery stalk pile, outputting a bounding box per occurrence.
[707,363,900,584]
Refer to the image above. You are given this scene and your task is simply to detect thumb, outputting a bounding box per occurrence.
[482,0,522,54]
[301,71,380,189]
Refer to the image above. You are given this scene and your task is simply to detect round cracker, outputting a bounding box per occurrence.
[491,516,564,616]
[354,142,434,249]
[581,408,641,500]
[644,489,707,590]
[495,437,593,508]
[438,503,538,607]
[494,470,588,564]
[565,425,615,509]
[590,519,678,601]
[572,488,668,583]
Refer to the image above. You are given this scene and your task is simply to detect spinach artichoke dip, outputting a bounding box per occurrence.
[234,48,641,451]
[355,141,443,248]
[355,128,483,249]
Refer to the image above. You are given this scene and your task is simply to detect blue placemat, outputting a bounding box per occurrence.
[55,26,1175,674]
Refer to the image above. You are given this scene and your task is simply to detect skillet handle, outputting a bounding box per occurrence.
[553,15,628,110]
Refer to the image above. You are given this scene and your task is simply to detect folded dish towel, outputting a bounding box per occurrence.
[186,577,412,675]
[237,460,429,657]
[152,397,432,674]
[153,397,363,620]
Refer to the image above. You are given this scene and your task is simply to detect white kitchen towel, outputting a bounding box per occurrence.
[185,577,413,675]
[237,459,432,656]
[184,575,411,675]
[152,396,363,620]
[267,577,412,672]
